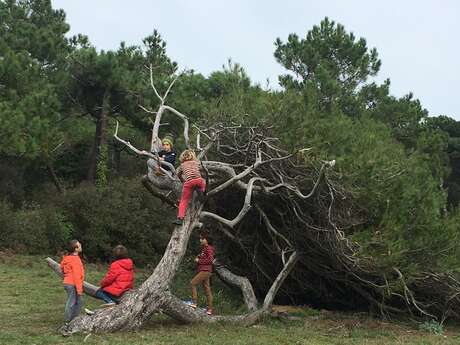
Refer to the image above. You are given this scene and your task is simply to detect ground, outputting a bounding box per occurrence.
[1,252,459,345]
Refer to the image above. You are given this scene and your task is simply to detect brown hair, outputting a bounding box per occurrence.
[67,239,80,254]
[179,149,196,163]
[199,230,212,245]
[112,245,128,259]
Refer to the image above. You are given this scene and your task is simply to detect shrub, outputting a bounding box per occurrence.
[57,177,174,265]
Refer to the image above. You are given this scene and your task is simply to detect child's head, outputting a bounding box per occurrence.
[179,149,196,163]
[67,239,82,254]
[112,245,128,259]
[162,137,173,152]
[199,230,212,246]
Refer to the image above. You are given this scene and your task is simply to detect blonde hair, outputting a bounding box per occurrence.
[179,149,196,163]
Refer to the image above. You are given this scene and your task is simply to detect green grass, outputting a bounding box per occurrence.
[1,253,460,345]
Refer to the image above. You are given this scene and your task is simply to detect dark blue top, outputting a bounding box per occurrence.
[158,149,176,171]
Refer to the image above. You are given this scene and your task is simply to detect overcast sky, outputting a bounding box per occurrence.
[51,0,459,119]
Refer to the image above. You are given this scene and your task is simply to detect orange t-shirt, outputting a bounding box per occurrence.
[60,254,84,295]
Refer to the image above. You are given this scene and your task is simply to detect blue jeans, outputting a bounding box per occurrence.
[64,284,82,322]
[95,289,117,304]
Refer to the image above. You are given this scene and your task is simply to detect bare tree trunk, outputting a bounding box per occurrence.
[46,258,98,296]
[110,140,122,175]
[46,72,317,335]
[87,90,110,183]
[46,160,64,194]
[58,200,203,334]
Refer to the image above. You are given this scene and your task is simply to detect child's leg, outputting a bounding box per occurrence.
[198,178,206,193]
[72,293,83,320]
[95,289,116,304]
[178,180,194,219]
[190,271,208,305]
[63,284,77,322]
[202,274,213,309]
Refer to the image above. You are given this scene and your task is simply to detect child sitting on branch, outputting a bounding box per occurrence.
[95,245,134,306]
[152,136,176,176]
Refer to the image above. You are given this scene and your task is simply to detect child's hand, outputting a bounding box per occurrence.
[194,257,199,263]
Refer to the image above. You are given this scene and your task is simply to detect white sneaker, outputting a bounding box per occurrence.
[84,308,95,315]
[99,302,116,308]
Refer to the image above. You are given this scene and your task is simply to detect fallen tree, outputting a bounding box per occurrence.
[47,68,460,335]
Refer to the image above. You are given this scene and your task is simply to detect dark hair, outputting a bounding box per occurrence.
[199,230,212,245]
[112,245,128,259]
[67,239,80,254]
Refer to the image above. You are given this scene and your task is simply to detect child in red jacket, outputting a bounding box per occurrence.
[60,240,84,323]
[95,245,134,306]
[190,230,214,315]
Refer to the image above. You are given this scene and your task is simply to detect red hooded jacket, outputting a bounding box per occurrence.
[99,258,134,297]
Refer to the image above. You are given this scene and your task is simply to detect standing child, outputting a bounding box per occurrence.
[190,230,214,315]
[172,149,206,225]
[60,240,84,323]
[95,245,134,306]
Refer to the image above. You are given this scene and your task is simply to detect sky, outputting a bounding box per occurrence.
[51,0,460,119]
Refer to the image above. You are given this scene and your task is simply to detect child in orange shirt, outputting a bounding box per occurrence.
[60,240,84,323]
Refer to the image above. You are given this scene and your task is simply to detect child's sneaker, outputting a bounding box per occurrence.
[172,218,183,225]
[84,308,95,315]
[184,300,197,309]
[99,302,116,308]
[206,308,213,315]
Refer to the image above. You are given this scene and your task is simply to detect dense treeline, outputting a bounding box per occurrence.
[1,0,460,312]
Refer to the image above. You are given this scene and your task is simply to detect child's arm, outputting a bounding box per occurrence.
[71,261,84,295]
[163,152,176,165]
[176,165,183,181]
[198,247,214,265]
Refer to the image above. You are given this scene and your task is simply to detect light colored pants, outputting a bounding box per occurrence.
[191,271,213,309]
[64,284,82,322]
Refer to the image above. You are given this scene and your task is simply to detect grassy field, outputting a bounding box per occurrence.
[1,253,459,345]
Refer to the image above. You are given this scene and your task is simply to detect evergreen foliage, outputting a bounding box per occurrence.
[1,2,459,318]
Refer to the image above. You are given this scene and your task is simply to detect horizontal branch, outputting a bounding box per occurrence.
[266,160,335,198]
[45,257,99,297]
[200,177,265,228]
[213,259,258,312]
[207,152,294,197]
[202,161,257,192]
[114,121,156,159]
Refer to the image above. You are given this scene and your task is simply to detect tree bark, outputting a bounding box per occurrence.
[110,140,122,175]
[87,89,110,183]
[213,259,258,312]
[57,200,203,335]
[45,258,99,296]
[46,160,64,194]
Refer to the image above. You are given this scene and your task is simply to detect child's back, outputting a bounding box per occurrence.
[173,150,206,225]
[177,159,201,182]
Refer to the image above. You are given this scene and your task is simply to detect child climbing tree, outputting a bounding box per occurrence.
[47,66,460,336]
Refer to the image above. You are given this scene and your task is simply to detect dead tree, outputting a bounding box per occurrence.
[48,67,460,335]
[47,68,312,335]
